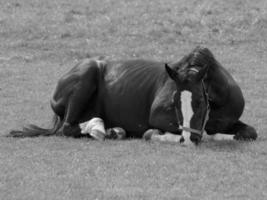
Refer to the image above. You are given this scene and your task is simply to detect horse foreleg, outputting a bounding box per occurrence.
[205,120,257,141]
[203,132,235,141]
[143,129,184,144]
[229,120,257,140]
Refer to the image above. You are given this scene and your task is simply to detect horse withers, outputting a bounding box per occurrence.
[9,56,210,145]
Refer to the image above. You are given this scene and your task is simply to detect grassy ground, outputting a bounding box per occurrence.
[0,0,267,199]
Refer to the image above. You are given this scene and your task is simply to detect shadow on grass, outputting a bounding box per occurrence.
[200,138,259,153]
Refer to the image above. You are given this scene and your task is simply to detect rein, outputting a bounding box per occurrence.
[174,81,210,137]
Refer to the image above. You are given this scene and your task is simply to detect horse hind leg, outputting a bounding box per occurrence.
[57,58,110,138]
[50,98,65,121]
[79,118,106,140]
[79,119,127,141]
[143,129,185,143]
[59,61,100,137]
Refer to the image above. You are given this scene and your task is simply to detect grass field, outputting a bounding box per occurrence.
[1,0,267,199]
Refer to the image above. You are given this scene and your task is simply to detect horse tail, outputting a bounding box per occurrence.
[8,115,62,137]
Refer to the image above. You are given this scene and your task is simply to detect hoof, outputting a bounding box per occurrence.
[106,127,126,140]
[143,129,161,141]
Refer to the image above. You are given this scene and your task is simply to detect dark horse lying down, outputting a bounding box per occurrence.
[10,47,257,145]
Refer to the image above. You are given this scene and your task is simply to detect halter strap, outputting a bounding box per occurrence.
[179,125,202,135]
[201,80,210,134]
[173,80,210,137]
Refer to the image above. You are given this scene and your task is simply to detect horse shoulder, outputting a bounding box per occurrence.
[148,80,178,132]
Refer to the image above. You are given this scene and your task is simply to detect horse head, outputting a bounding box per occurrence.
[176,46,217,79]
[165,61,209,145]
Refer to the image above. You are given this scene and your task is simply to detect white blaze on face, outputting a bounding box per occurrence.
[180,91,194,145]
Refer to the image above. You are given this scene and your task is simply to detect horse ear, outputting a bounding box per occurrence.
[165,64,178,80]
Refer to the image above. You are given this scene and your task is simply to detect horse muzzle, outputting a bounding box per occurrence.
[190,132,202,145]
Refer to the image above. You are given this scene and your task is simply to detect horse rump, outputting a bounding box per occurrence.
[8,115,62,137]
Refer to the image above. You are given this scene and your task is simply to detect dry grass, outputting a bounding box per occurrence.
[1,0,267,199]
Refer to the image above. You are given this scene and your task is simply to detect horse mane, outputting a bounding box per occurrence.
[189,46,221,69]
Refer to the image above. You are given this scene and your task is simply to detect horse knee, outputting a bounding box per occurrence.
[50,99,65,120]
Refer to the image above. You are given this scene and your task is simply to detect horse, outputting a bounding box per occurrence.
[9,54,211,145]
[9,46,257,144]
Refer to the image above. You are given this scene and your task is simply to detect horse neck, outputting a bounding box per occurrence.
[205,62,231,106]
[206,60,235,85]
[154,76,177,100]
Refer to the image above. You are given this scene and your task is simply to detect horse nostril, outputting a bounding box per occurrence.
[190,134,201,145]
[193,139,200,145]
[179,136,185,143]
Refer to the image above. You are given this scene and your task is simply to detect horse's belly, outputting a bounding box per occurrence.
[100,86,152,133]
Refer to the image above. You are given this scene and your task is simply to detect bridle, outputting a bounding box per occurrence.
[173,80,210,138]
